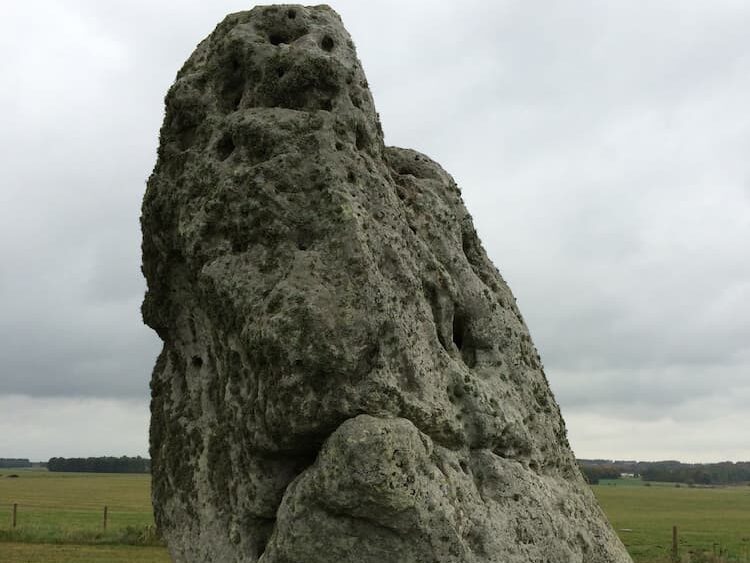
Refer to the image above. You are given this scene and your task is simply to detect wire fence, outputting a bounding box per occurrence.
[0,500,162,547]
[2,502,151,525]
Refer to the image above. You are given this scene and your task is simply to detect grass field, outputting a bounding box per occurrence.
[593,478,750,562]
[2,469,749,562]
[0,469,169,562]
[0,542,169,563]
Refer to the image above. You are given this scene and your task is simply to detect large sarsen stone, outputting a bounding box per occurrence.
[141,4,632,562]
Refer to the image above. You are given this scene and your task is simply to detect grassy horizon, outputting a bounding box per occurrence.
[2,469,749,562]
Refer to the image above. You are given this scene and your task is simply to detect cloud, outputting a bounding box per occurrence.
[566,407,750,463]
[550,362,750,416]
[0,0,748,460]
[0,395,149,461]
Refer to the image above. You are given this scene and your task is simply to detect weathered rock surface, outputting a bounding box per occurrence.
[141,5,631,562]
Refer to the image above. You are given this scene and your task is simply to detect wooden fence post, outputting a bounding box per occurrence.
[12,503,17,528]
[672,525,678,560]
[103,505,108,531]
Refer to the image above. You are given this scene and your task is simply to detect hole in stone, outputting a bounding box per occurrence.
[335,141,344,151]
[462,233,472,259]
[216,133,235,161]
[321,98,333,111]
[459,460,469,473]
[191,356,203,368]
[347,170,356,183]
[453,310,477,368]
[218,51,246,112]
[296,228,312,251]
[269,34,285,45]
[424,283,450,353]
[276,66,286,78]
[321,35,334,51]
[452,313,465,351]
[287,9,296,19]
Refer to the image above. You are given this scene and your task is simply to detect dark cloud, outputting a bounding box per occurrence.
[1,0,748,460]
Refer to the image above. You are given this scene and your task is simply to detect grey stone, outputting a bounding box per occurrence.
[141,4,632,562]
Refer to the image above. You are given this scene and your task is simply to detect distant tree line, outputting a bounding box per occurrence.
[578,462,621,484]
[0,458,31,468]
[578,459,750,485]
[639,461,750,485]
[47,456,150,473]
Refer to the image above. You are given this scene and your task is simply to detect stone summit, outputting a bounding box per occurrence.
[141,5,632,562]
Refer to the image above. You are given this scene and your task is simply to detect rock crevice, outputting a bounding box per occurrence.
[142,4,632,562]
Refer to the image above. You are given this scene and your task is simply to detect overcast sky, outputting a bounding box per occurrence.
[1,0,748,463]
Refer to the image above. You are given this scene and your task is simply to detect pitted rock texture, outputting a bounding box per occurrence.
[141,5,632,562]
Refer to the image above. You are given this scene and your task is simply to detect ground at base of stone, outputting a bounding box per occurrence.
[0,542,171,563]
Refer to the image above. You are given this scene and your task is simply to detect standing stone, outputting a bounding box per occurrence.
[141,5,632,562]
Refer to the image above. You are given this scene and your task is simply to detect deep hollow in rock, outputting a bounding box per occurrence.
[141,4,632,562]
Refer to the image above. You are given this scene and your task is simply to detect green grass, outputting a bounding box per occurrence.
[598,476,694,488]
[0,542,171,563]
[3,469,750,563]
[0,468,168,560]
[593,480,750,562]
